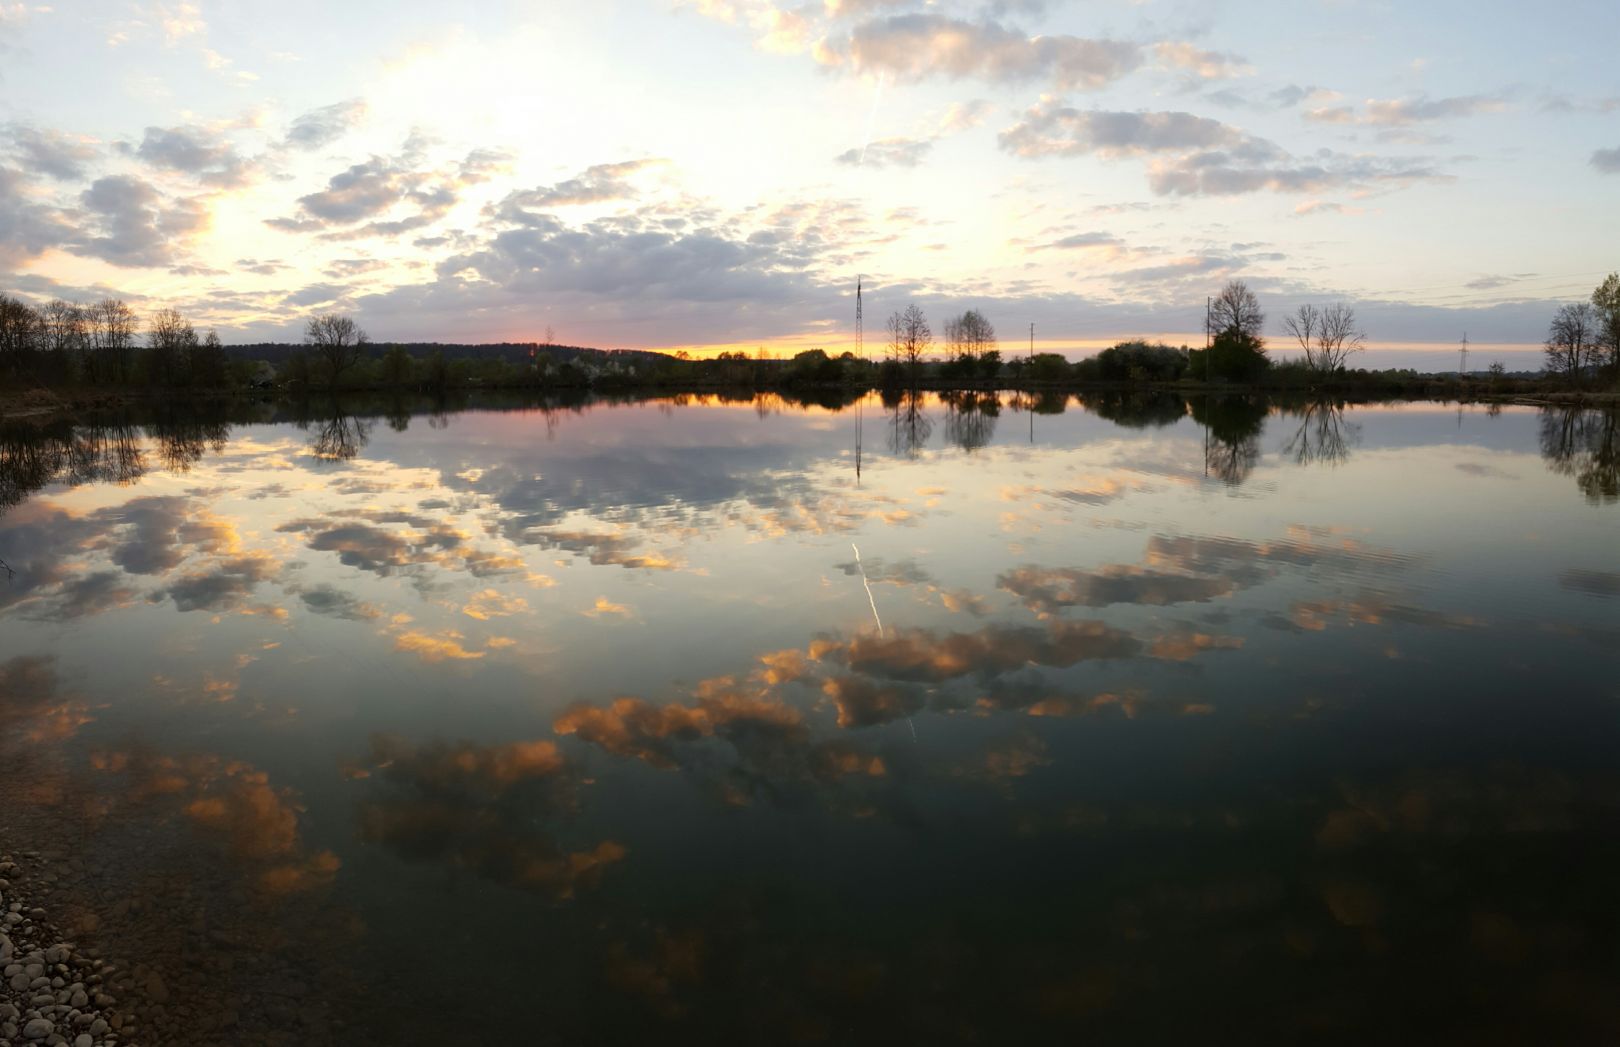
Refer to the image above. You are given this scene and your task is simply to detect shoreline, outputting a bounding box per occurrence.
[3,382,1617,425]
[0,851,132,1046]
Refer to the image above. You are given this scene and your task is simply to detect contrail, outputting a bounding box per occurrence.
[851,542,883,637]
[852,542,916,741]
[857,73,887,165]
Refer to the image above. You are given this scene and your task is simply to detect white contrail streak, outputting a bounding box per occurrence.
[852,542,917,741]
[857,73,887,165]
[851,542,883,637]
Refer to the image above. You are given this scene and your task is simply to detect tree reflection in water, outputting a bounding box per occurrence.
[884,389,933,459]
[310,411,372,461]
[941,391,999,452]
[1540,406,1620,505]
[1190,395,1267,485]
[1281,399,1360,468]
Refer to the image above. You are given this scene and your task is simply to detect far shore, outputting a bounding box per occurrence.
[4,380,1618,424]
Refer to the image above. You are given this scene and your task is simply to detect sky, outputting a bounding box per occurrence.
[1,0,1617,365]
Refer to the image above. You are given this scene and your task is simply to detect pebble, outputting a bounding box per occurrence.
[22,1016,53,1039]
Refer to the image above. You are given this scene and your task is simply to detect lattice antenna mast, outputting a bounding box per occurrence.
[856,276,864,364]
[1460,332,1469,378]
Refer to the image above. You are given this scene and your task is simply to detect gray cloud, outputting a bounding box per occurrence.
[72,175,209,267]
[999,102,1446,197]
[265,140,483,240]
[493,159,661,211]
[0,165,72,266]
[820,13,1141,90]
[133,125,252,187]
[834,136,932,168]
[283,99,368,151]
[5,124,97,180]
[1592,146,1620,174]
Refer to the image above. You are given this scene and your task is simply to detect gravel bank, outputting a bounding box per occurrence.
[0,853,132,1047]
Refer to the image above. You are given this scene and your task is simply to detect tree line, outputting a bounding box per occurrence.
[0,295,232,388]
[1544,274,1620,387]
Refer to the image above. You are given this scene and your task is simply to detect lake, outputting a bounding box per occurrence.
[1,391,1617,1045]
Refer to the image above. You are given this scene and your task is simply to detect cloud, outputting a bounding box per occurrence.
[5,124,97,180]
[999,565,1236,614]
[1000,101,1448,197]
[1000,105,1246,158]
[816,13,1142,91]
[133,124,252,187]
[0,165,72,266]
[938,98,994,133]
[157,552,278,612]
[282,98,368,151]
[72,174,210,267]
[1035,231,1125,254]
[831,619,1141,684]
[495,159,663,209]
[1592,147,1620,174]
[1305,94,1507,126]
[297,584,383,620]
[1153,42,1251,81]
[834,136,932,168]
[265,138,482,240]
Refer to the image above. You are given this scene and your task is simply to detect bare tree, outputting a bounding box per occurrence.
[0,294,41,377]
[146,307,196,386]
[945,309,996,357]
[305,313,369,388]
[1207,280,1265,339]
[87,298,137,384]
[1283,303,1365,375]
[41,299,86,357]
[886,304,932,380]
[1545,303,1597,387]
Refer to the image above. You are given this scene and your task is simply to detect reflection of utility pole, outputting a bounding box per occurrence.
[856,396,863,485]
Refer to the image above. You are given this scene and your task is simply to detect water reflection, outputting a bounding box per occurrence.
[1190,394,1266,484]
[1539,406,1620,504]
[883,388,933,458]
[1282,399,1359,468]
[0,393,1616,1043]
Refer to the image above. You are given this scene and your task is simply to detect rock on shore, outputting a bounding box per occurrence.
[0,855,131,1047]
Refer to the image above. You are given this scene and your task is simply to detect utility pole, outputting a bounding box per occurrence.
[856,276,864,365]
[1205,296,1212,382]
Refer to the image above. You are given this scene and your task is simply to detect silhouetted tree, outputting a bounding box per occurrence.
[1283,303,1365,375]
[87,298,137,384]
[886,305,931,383]
[1208,280,1265,340]
[0,294,40,378]
[1545,303,1597,387]
[944,309,996,380]
[305,313,368,388]
[1591,272,1620,382]
[187,330,229,388]
[145,307,195,387]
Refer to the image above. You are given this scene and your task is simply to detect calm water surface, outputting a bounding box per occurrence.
[2,392,1618,1044]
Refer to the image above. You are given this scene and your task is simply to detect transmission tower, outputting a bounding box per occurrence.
[1460,332,1469,378]
[856,276,864,364]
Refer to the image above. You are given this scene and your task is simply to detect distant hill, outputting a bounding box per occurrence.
[224,341,676,368]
